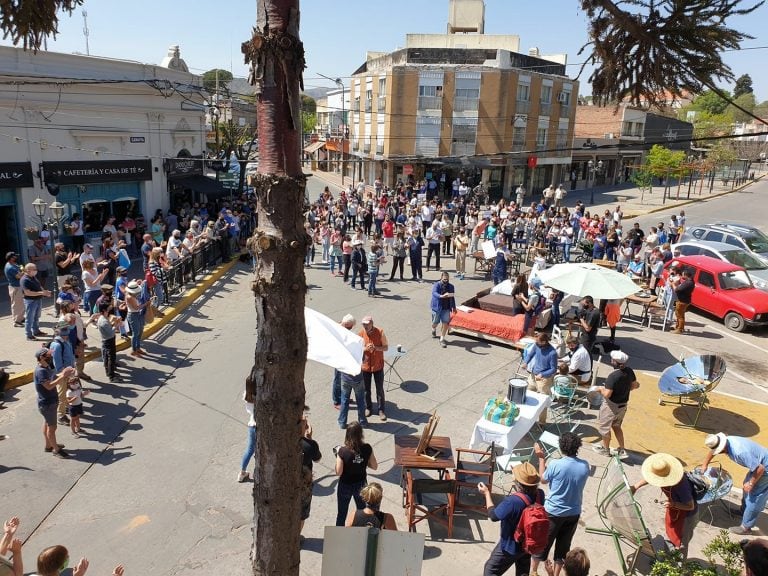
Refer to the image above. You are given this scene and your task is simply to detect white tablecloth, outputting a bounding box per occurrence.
[469,391,552,454]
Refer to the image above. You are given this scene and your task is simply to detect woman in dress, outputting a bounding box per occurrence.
[345,482,398,530]
[335,422,378,526]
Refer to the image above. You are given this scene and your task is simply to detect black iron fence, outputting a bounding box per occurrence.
[162,240,225,303]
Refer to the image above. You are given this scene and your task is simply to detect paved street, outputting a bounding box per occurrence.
[2,180,767,574]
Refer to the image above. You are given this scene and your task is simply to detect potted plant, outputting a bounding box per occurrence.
[24,226,40,241]
[650,530,744,576]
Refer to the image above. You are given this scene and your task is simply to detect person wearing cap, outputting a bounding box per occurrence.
[478,462,544,576]
[4,252,25,327]
[701,432,768,535]
[34,347,76,458]
[88,301,121,383]
[79,242,96,270]
[430,271,456,348]
[359,316,388,421]
[350,240,367,290]
[592,350,638,458]
[627,253,644,278]
[125,280,151,356]
[741,538,768,576]
[453,225,470,280]
[631,453,698,557]
[530,432,589,576]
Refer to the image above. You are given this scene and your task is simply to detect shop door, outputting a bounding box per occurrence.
[0,189,21,260]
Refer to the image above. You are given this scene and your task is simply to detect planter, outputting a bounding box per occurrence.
[25,230,40,241]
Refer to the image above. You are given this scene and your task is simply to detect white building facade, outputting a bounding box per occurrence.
[0,45,208,257]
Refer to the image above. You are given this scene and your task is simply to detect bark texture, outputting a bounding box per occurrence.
[243,1,307,575]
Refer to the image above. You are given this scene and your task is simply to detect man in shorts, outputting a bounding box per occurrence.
[593,350,639,459]
[33,347,76,459]
[430,271,456,348]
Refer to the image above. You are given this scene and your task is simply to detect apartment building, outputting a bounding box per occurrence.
[343,1,577,200]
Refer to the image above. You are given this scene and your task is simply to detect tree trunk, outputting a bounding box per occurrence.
[243,1,307,575]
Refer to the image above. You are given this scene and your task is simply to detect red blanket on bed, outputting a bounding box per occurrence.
[449,308,527,343]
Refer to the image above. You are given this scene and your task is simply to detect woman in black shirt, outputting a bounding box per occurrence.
[346,482,397,530]
[335,422,378,526]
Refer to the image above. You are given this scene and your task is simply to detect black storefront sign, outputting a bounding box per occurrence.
[0,162,34,188]
[43,160,153,185]
[165,157,203,179]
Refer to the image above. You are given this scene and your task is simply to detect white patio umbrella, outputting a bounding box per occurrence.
[536,262,640,300]
[305,307,363,375]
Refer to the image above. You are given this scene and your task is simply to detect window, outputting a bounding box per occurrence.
[451,118,478,156]
[378,78,386,112]
[418,85,443,110]
[678,245,697,256]
[536,127,548,149]
[719,270,752,290]
[517,83,530,102]
[690,228,705,239]
[704,231,724,243]
[512,126,526,151]
[415,116,441,156]
[698,271,715,288]
[540,85,552,104]
[365,89,372,112]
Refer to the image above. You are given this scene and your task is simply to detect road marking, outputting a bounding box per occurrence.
[713,389,768,406]
[680,344,768,400]
[705,324,768,356]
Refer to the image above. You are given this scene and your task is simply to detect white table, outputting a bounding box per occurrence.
[383,347,407,390]
[469,391,552,454]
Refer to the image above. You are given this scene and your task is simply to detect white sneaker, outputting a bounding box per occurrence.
[592,443,610,456]
[613,448,628,459]
[237,470,250,483]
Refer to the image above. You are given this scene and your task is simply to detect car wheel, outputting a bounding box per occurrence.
[724,312,746,332]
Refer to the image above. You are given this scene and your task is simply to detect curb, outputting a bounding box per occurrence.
[621,176,763,219]
[6,257,241,391]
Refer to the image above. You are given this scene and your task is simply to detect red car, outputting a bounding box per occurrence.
[662,255,768,332]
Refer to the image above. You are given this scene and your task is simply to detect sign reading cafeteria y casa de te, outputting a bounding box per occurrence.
[42,160,153,185]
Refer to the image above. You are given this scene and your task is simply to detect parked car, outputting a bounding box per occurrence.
[662,255,768,332]
[672,240,768,292]
[680,223,768,263]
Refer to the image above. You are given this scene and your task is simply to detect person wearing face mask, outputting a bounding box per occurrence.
[33,348,76,459]
[522,332,558,424]
[571,295,600,361]
[430,271,456,348]
[49,320,77,426]
[21,263,52,341]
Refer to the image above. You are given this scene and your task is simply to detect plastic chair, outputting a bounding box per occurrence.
[405,470,456,538]
[495,447,535,492]
[454,443,496,511]
[549,376,590,434]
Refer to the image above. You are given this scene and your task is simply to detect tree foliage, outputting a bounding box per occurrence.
[0,0,82,50]
[300,94,316,115]
[646,144,686,177]
[727,93,757,123]
[579,0,764,107]
[691,91,732,116]
[733,73,754,98]
[754,100,768,119]
[202,69,234,95]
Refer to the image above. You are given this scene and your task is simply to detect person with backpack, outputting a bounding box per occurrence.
[631,453,699,559]
[477,462,546,576]
[530,433,590,576]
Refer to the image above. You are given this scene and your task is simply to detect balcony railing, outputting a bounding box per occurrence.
[512,143,526,153]
[451,141,476,156]
[559,105,570,119]
[516,99,530,114]
[376,143,384,154]
[363,142,371,153]
[365,100,372,113]
[453,97,479,112]
[539,102,552,116]
[418,95,443,111]
[377,96,386,112]
[352,102,360,112]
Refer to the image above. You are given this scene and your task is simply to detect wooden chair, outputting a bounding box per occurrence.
[454,443,496,511]
[405,470,456,538]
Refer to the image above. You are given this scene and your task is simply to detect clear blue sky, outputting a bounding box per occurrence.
[4,0,767,101]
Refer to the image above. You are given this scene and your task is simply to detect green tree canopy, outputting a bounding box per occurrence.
[646,144,686,177]
[727,92,757,123]
[733,73,754,98]
[692,90,732,116]
[755,100,768,119]
[202,69,234,94]
[300,94,316,115]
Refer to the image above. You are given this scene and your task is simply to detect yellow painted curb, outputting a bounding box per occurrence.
[6,257,241,390]
[620,371,768,483]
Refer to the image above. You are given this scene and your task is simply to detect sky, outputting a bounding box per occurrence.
[3,0,767,101]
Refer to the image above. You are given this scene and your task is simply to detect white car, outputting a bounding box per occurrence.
[672,240,768,292]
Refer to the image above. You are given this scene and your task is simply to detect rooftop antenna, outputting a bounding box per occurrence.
[82,10,90,55]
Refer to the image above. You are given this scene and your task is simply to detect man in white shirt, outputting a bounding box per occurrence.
[562,335,592,385]
[420,203,434,235]
[458,181,469,199]
[425,219,443,271]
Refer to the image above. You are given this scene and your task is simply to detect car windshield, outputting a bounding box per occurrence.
[718,270,753,290]
[721,250,768,271]
[743,233,768,254]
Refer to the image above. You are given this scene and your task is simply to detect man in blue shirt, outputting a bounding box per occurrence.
[522,331,558,423]
[702,433,768,535]
[478,462,544,576]
[531,432,590,576]
[4,251,24,327]
[430,271,456,348]
[50,320,76,425]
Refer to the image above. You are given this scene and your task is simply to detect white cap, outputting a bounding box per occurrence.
[610,350,629,364]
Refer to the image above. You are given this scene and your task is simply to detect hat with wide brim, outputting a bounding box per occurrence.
[641,453,684,487]
[704,432,728,455]
[126,281,142,295]
[513,462,540,486]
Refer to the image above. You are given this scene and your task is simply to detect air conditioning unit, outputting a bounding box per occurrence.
[604,133,615,139]
[557,91,568,104]
[512,114,528,127]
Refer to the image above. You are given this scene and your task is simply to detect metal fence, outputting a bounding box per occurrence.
[162,240,225,303]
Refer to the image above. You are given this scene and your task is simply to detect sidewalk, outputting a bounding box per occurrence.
[308,167,764,219]
[0,257,239,390]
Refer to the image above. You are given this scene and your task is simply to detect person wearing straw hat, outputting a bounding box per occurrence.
[478,462,544,576]
[701,432,768,535]
[631,453,698,558]
[125,280,151,357]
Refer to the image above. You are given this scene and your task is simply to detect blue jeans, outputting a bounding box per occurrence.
[742,473,768,528]
[336,480,365,526]
[329,254,342,274]
[154,283,165,306]
[368,270,378,295]
[240,425,257,471]
[127,312,145,352]
[563,243,572,262]
[23,298,42,338]
[338,380,367,428]
[332,370,341,405]
[84,289,100,314]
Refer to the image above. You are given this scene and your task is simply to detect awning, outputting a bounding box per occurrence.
[304,141,326,154]
[173,175,225,196]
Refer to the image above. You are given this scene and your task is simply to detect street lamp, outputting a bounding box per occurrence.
[318,73,345,186]
[32,196,67,304]
[588,159,603,205]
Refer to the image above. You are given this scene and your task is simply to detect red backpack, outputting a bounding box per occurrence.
[513,491,549,555]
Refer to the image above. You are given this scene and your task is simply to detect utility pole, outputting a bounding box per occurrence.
[82,10,89,55]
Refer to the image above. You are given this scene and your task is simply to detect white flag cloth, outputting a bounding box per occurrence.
[305,307,363,375]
